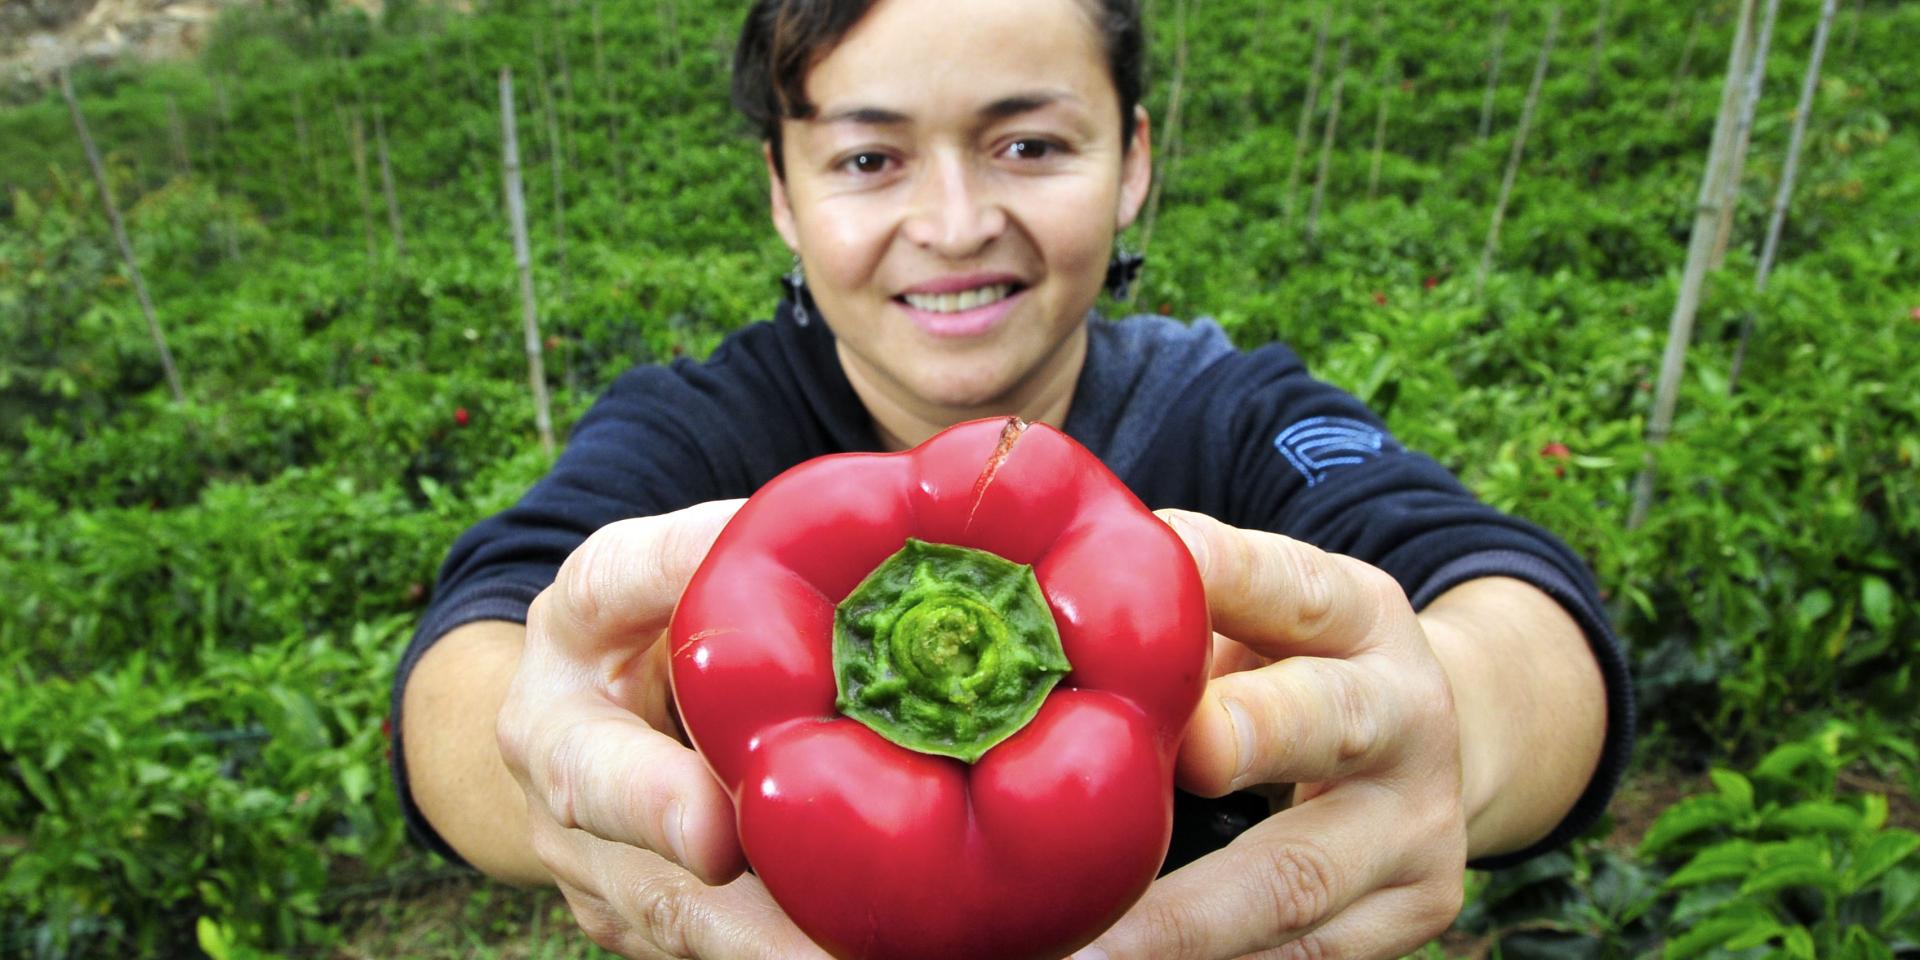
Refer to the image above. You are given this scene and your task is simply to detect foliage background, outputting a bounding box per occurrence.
[2,0,1916,955]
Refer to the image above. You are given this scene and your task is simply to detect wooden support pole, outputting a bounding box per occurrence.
[1628,0,1760,532]
[1730,0,1838,393]
[344,106,380,271]
[1282,6,1331,226]
[1477,9,1511,143]
[61,68,184,403]
[374,106,407,261]
[499,68,557,457]
[1368,56,1396,201]
[1709,0,1782,269]
[165,94,193,177]
[1475,6,1560,300]
[1306,36,1351,244]
[1665,9,1706,121]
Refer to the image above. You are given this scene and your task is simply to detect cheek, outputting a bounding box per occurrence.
[794,193,894,291]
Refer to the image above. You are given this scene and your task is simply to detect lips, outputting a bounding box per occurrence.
[894,284,1028,338]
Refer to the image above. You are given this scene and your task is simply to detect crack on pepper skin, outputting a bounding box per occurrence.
[966,417,1028,534]
[672,627,738,661]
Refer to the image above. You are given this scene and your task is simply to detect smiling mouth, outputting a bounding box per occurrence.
[896,283,1024,314]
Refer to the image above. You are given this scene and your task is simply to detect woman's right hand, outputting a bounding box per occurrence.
[494,500,834,960]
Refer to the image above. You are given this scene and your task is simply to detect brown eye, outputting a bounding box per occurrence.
[848,152,891,174]
[1007,139,1055,160]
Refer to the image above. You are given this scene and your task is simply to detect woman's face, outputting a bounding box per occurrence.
[768,0,1151,429]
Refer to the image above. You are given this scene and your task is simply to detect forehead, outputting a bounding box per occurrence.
[802,0,1113,117]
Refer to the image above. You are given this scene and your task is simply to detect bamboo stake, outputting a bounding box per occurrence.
[1628,0,1760,532]
[208,73,241,260]
[532,39,571,306]
[1368,57,1396,201]
[1665,9,1705,121]
[1708,0,1782,269]
[1306,37,1351,244]
[165,94,193,177]
[1586,0,1611,100]
[1475,7,1560,300]
[1129,0,1191,288]
[1477,9,1510,143]
[60,68,184,403]
[374,106,407,261]
[1282,6,1331,226]
[1730,0,1838,393]
[344,106,380,270]
[499,69,557,457]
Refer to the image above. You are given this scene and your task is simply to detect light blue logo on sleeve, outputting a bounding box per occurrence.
[1274,416,1387,487]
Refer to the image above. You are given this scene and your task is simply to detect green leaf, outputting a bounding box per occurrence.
[1753,742,1833,791]
[1742,859,1841,896]
[1723,920,1787,951]
[197,915,232,960]
[1783,925,1816,960]
[15,760,59,814]
[1859,576,1895,630]
[1797,588,1835,623]
[1665,839,1756,889]
[1709,769,1755,814]
[1846,829,1920,891]
[1766,801,1863,835]
[1641,795,1735,855]
[1666,912,1763,960]
[1839,925,1895,960]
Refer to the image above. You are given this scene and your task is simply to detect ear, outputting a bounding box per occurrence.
[764,141,801,254]
[1115,104,1152,231]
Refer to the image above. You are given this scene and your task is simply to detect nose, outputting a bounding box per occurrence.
[901,152,1007,258]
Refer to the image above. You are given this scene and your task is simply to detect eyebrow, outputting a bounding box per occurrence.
[815,91,1082,127]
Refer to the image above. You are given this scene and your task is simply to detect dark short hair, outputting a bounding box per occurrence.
[732,0,1145,178]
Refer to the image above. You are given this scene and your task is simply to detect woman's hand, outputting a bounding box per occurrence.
[1075,509,1474,960]
[494,500,834,960]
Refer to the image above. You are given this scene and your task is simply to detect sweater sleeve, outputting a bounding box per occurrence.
[387,363,736,866]
[1217,344,1635,870]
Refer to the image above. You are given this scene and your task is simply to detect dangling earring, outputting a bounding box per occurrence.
[778,256,811,327]
[1104,248,1145,303]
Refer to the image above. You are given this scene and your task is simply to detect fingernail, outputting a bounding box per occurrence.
[1165,512,1209,577]
[1070,947,1108,960]
[664,799,691,867]
[1222,697,1255,788]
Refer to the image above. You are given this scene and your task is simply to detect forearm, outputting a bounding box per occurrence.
[401,619,550,885]
[1417,576,1608,860]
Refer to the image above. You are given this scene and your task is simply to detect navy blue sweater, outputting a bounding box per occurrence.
[391,302,1634,873]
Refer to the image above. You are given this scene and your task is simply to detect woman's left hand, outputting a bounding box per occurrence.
[1074,509,1472,960]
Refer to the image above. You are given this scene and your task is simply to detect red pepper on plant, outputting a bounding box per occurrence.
[669,417,1211,960]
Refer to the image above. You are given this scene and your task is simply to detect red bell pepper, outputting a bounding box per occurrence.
[669,417,1211,960]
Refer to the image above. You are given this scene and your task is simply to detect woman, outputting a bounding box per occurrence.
[393,0,1632,957]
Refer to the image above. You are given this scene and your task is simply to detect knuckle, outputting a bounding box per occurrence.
[1271,932,1333,960]
[1138,898,1214,959]
[1316,661,1380,766]
[1284,548,1339,641]
[619,871,700,960]
[540,721,593,831]
[1424,877,1468,931]
[1254,840,1338,934]
[529,820,571,877]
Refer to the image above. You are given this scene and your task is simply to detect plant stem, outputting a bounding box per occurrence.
[374,105,407,261]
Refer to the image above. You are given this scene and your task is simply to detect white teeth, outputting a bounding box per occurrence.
[903,284,1014,314]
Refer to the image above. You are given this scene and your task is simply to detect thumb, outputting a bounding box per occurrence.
[538,499,746,658]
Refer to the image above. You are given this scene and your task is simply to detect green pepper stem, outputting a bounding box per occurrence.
[834,539,1070,763]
